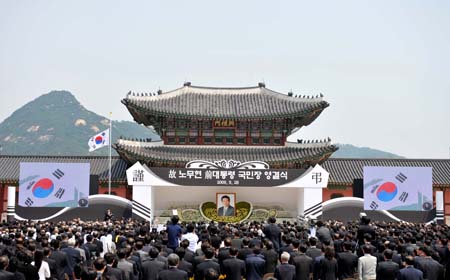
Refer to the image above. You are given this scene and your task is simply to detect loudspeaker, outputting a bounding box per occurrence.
[353,178,363,198]
[89,175,99,195]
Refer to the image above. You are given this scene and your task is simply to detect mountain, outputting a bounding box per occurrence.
[0,91,159,156]
[331,144,404,159]
[0,90,404,158]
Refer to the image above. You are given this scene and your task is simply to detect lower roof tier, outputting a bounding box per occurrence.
[113,139,338,168]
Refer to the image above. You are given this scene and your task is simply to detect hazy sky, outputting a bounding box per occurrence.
[1,1,449,158]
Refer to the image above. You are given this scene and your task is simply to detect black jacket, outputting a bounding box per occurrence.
[157,267,188,280]
[274,263,296,280]
[292,254,313,280]
[376,260,399,280]
[337,251,358,279]
[222,257,245,280]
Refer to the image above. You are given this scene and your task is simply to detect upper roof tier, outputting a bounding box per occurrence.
[122,82,329,122]
[113,137,337,168]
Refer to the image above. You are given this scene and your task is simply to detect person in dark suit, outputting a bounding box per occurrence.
[274,252,296,280]
[316,221,332,245]
[142,248,166,280]
[93,258,114,280]
[179,240,195,264]
[157,254,188,280]
[376,249,399,280]
[104,253,124,280]
[415,247,444,280]
[357,216,375,246]
[174,247,193,279]
[195,248,220,280]
[42,247,57,280]
[49,240,69,280]
[263,217,281,253]
[61,239,81,280]
[218,238,232,272]
[237,238,253,261]
[104,209,113,221]
[337,241,358,280]
[0,256,15,280]
[116,249,134,280]
[306,238,322,261]
[217,195,235,216]
[291,244,313,280]
[222,247,245,280]
[319,247,338,280]
[398,256,423,280]
[245,246,266,280]
[261,241,278,273]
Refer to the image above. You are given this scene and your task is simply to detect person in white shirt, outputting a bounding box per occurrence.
[358,245,377,280]
[181,223,199,252]
[32,250,51,280]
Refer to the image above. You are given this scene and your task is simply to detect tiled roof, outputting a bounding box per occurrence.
[0,155,127,183]
[123,83,328,120]
[113,139,337,166]
[323,158,450,186]
[2,156,449,187]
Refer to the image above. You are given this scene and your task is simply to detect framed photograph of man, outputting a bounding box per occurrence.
[216,193,236,217]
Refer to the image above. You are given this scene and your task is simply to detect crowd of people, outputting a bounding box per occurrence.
[0,214,449,280]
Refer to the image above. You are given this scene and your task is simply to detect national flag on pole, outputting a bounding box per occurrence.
[88,129,110,152]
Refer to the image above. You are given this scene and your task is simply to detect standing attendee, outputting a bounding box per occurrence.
[195,248,220,280]
[337,241,358,280]
[181,224,198,253]
[222,247,246,280]
[358,245,377,280]
[166,216,182,252]
[61,239,81,280]
[398,256,423,280]
[415,247,444,280]
[357,216,375,247]
[157,254,188,280]
[261,241,278,274]
[104,209,113,222]
[218,238,232,272]
[291,244,313,280]
[42,247,57,280]
[141,248,165,280]
[116,249,134,280]
[245,246,266,280]
[316,221,332,245]
[174,247,193,279]
[263,217,281,253]
[32,250,50,280]
[274,252,296,280]
[103,253,124,280]
[306,238,322,261]
[376,249,399,280]
[49,240,69,280]
[0,256,14,280]
[319,247,338,280]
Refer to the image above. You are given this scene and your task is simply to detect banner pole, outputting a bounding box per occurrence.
[109,112,112,195]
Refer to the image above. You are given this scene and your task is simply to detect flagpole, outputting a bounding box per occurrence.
[109,112,112,195]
